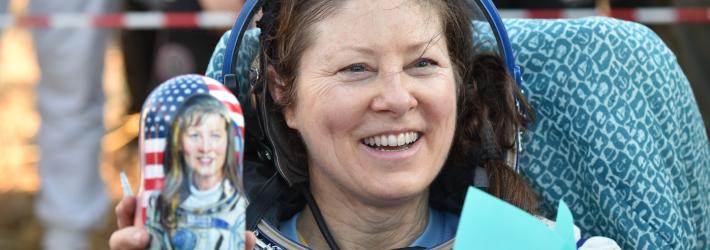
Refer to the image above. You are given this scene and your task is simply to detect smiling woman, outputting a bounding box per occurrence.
[254,0,536,248]
[273,2,459,247]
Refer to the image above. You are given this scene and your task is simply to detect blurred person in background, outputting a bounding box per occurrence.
[121,0,244,115]
[29,0,118,249]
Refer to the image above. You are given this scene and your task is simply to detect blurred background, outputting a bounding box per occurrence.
[0,0,708,249]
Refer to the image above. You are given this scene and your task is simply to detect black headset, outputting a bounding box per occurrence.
[219,0,524,249]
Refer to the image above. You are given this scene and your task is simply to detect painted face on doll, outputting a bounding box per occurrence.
[181,113,228,187]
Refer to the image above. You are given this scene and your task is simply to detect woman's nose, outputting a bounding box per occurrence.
[371,72,418,117]
[198,139,210,152]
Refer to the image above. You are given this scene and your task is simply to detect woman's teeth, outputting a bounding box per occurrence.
[198,157,213,164]
[362,132,419,148]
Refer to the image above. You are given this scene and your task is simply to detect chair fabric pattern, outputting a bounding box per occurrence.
[205,17,710,250]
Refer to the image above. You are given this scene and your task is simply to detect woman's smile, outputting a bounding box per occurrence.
[196,156,215,166]
[361,131,421,150]
[359,131,423,161]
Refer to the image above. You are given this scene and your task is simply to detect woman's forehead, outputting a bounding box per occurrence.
[184,112,226,127]
[310,0,445,57]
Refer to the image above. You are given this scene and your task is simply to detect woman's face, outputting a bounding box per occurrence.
[283,0,457,205]
[181,114,228,179]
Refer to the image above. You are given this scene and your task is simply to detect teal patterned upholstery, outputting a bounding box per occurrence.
[500,17,709,250]
[205,17,710,250]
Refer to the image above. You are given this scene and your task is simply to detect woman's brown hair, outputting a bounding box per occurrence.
[257,0,538,213]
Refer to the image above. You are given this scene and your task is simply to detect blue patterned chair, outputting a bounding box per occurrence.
[205,17,710,250]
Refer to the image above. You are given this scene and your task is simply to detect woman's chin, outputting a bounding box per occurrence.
[359,181,430,206]
[194,166,219,176]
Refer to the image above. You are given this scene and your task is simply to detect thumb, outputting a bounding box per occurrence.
[109,227,149,250]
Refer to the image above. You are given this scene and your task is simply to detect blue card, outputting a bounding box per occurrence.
[454,187,577,250]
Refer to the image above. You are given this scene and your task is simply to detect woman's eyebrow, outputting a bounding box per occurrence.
[337,39,442,55]
[338,45,375,55]
[316,45,369,65]
[406,41,434,54]
[320,35,444,65]
[414,33,443,58]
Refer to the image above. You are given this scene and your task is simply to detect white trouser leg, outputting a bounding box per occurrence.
[0,0,7,15]
[1,0,7,33]
[30,0,116,249]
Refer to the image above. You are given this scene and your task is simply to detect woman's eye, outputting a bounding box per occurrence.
[407,58,439,76]
[337,63,375,81]
[341,63,368,73]
[414,58,437,68]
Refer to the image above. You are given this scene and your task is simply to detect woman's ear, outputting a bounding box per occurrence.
[267,65,297,129]
[267,65,286,103]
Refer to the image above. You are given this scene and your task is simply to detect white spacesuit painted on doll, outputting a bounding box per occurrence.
[146,180,246,250]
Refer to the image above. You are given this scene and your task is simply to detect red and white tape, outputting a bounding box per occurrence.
[1,8,709,29]
[0,11,237,29]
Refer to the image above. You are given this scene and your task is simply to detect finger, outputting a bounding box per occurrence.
[115,196,137,229]
[245,231,256,250]
[109,227,149,250]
